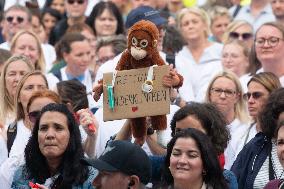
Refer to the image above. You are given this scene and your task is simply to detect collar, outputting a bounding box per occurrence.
[66,72,85,82]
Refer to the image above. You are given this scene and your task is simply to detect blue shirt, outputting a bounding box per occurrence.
[11,165,97,189]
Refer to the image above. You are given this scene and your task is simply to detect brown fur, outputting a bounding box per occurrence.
[93,20,183,142]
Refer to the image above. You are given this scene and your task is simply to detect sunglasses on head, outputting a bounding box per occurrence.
[243,92,264,100]
[67,0,85,4]
[28,110,41,124]
[229,32,253,40]
[6,16,24,24]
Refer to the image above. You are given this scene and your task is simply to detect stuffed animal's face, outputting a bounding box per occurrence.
[129,30,157,60]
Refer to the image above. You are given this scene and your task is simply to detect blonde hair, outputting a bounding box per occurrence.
[14,71,48,121]
[10,30,45,72]
[222,20,253,44]
[205,71,250,124]
[177,7,211,38]
[0,55,34,124]
[208,5,231,27]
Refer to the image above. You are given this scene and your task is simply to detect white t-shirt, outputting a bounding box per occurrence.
[0,120,30,189]
[175,43,223,102]
[233,4,276,32]
[224,119,249,170]
[46,67,96,109]
[0,130,8,165]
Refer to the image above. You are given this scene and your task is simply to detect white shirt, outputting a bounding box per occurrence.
[0,120,30,189]
[46,67,96,109]
[224,119,249,170]
[0,42,56,73]
[233,4,276,32]
[0,130,8,165]
[254,142,283,189]
[175,43,223,102]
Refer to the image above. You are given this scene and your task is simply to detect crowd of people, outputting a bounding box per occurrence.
[0,0,284,188]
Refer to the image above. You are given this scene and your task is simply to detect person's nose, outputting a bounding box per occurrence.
[177,154,188,164]
[46,128,55,139]
[23,48,31,57]
[247,95,255,104]
[220,91,226,98]
[14,73,21,83]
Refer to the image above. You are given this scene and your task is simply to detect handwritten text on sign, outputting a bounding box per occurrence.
[103,65,170,121]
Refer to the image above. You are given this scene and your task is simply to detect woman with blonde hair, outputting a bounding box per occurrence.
[175,6,223,102]
[222,20,254,48]
[222,39,250,77]
[0,71,48,188]
[10,30,46,72]
[0,55,34,126]
[205,71,249,169]
[208,5,232,43]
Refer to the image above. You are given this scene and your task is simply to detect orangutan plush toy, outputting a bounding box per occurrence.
[93,20,183,144]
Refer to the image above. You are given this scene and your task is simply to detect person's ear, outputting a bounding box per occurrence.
[128,175,139,189]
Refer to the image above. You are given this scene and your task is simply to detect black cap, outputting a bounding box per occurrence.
[81,140,152,185]
[125,6,166,29]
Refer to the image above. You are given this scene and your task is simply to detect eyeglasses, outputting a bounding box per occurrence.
[6,16,24,23]
[210,88,236,98]
[229,32,253,40]
[243,92,264,100]
[67,0,85,4]
[255,37,283,48]
[28,110,41,124]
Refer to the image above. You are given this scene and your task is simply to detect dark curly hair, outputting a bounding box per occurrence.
[24,103,89,188]
[163,129,228,189]
[86,1,124,36]
[170,102,230,155]
[259,88,284,139]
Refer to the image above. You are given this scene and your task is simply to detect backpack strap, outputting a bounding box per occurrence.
[52,70,62,81]
[233,5,242,18]
[7,121,17,156]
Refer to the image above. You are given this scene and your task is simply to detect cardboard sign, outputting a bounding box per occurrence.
[103,65,170,121]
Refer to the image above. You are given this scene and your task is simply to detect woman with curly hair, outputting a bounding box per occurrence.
[232,88,284,189]
[162,129,228,189]
[170,102,230,164]
[11,103,96,188]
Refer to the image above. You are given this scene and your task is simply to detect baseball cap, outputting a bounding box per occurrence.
[125,6,166,29]
[81,140,152,185]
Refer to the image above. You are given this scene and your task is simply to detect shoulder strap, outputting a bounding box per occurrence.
[233,5,242,18]
[52,70,62,81]
[7,121,17,156]
[89,70,95,82]
[269,152,276,180]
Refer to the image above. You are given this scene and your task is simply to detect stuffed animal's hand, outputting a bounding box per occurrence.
[162,64,181,88]
[92,80,103,102]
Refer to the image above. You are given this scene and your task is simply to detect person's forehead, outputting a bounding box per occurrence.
[6,9,28,17]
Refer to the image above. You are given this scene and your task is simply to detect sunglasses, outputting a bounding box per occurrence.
[67,0,85,4]
[229,32,253,40]
[28,110,41,124]
[243,92,264,100]
[6,16,24,24]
